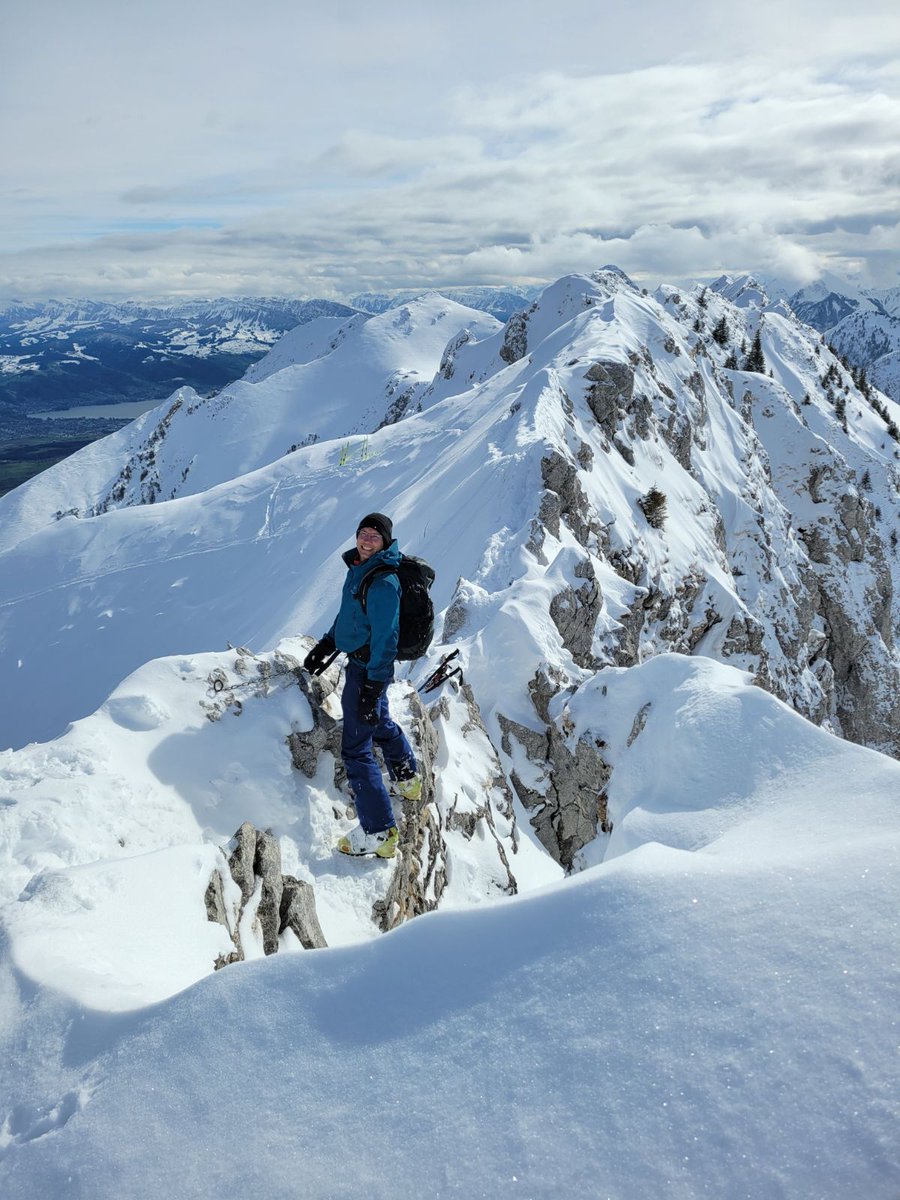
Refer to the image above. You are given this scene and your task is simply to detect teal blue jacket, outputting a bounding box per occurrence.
[326,540,401,682]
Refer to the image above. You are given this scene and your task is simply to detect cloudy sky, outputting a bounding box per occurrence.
[3,0,900,302]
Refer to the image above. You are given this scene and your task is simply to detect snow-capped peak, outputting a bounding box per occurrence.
[709,272,769,308]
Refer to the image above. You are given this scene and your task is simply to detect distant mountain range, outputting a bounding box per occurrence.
[782,279,900,403]
[349,284,542,321]
[2,278,899,430]
[0,291,543,433]
[785,275,900,328]
[0,297,358,416]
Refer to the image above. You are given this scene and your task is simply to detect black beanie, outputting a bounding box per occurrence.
[356,512,393,545]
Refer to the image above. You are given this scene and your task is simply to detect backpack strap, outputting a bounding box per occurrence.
[357,564,399,614]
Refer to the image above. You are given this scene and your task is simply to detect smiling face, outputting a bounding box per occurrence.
[356,525,385,561]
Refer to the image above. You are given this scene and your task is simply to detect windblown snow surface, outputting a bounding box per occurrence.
[1,654,897,1198]
[0,275,898,1198]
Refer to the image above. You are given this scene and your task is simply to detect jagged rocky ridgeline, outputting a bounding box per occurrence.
[435,271,900,774]
[2,268,899,850]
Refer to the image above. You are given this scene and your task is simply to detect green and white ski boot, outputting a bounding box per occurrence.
[337,824,399,858]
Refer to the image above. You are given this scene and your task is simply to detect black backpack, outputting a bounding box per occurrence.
[358,555,436,661]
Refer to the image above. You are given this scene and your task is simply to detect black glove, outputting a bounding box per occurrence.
[359,677,385,725]
[304,636,336,675]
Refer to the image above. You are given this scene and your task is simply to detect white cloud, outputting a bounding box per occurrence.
[2,1,899,300]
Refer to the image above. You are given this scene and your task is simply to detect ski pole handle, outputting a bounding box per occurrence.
[311,649,341,676]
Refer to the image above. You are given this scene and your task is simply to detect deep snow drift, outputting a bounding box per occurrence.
[1,656,898,1199]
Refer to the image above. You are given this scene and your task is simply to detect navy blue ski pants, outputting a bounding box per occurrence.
[341,661,417,834]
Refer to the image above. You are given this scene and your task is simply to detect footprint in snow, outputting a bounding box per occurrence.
[0,1090,87,1158]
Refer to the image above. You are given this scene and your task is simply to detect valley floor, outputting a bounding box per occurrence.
[0,430,122,497]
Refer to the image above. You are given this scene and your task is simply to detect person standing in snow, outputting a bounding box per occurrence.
[304,512,422,858]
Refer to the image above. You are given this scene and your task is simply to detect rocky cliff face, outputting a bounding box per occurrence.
[430,269,900,867]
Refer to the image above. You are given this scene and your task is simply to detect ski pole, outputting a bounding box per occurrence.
[310,648,341,676]
[420,664,463,694]
[418,649,459,693]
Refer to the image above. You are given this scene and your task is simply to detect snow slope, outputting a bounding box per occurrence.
[0,294,500,554]
[1,655,897,1199]
[2,267,900,1197]
[2,270,900,760]
[0,638,558,1014]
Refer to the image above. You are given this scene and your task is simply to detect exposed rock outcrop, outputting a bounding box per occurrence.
[206,821,327,968]
[92,392,187,511]
[429,682,518,894]
[796,477,900,753]
[497,668,611,870]
[438,328,472,380]
[549,558,602,668]
[539,450,605,551]
[379,376,419,427]
[441,581,471,641]
[499,309,532,365]
[287,656,346,791]
[371,688,445,932]
[583,360,635,439]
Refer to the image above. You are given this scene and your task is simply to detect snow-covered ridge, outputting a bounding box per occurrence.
[0,294,500,544]
[2,267,899,762]
[2,266,900,1196]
